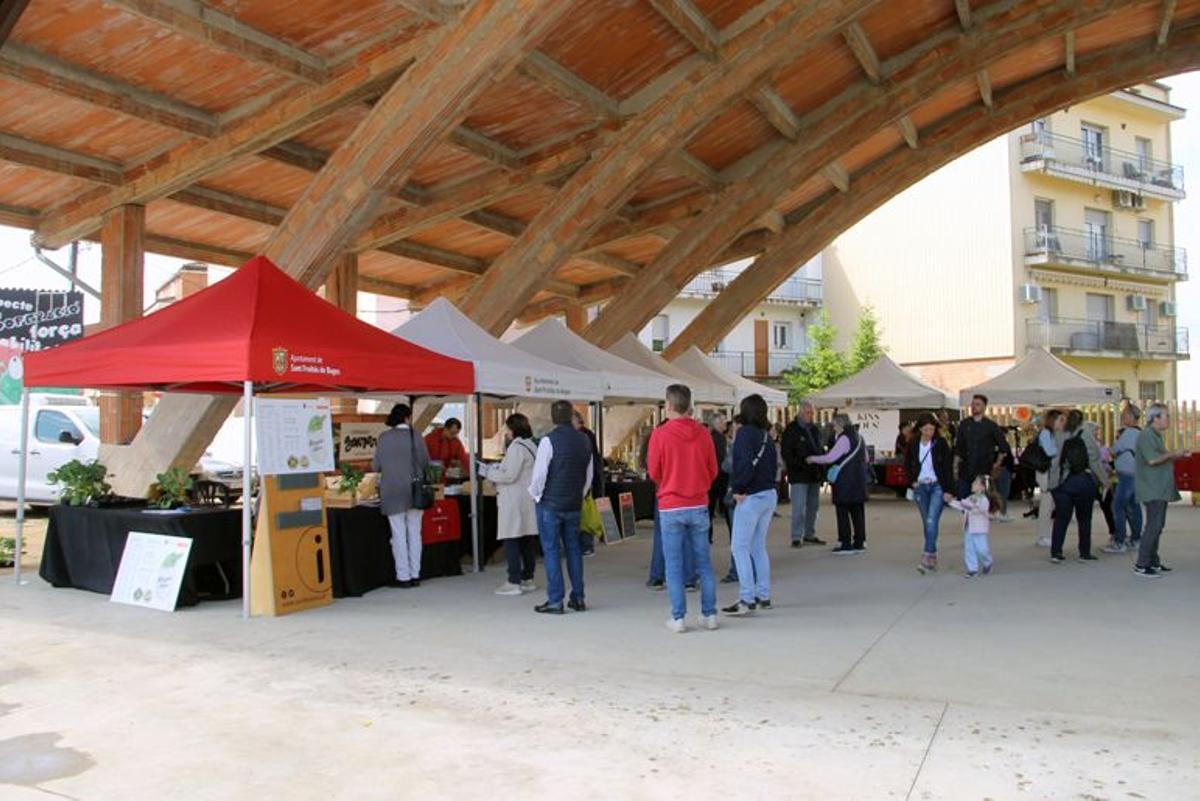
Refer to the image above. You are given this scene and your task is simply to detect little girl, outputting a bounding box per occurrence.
[948,474,996,577]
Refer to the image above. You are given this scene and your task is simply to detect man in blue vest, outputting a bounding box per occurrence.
[528,400,594,614]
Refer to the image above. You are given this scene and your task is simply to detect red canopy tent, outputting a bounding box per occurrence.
[15,256,475,615]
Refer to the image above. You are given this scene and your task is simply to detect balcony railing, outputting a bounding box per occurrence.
[681,269,823,304]
[1024,226,1187,279]
[709,349,802,377]
[1019,132,1185,198]
[1027,317,1189,359]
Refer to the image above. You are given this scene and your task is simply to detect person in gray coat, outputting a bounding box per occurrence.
[372,403,430,588]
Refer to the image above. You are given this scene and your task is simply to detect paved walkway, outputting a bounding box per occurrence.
[1,498,1197,800]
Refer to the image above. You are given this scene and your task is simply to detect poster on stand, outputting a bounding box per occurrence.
[849,408,900,455]
[110,532,193,612]
[256,398,334,476]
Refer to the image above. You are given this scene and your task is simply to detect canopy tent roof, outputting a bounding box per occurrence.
[393,298,603,401]
[958,348,1117,407]
[509,319,671,403]
[609,333,735,406]
[806,355,951,410]
[22,256,475,396]
[671,347,788,407]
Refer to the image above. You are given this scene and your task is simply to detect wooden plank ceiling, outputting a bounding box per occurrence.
[0,0,1198,327]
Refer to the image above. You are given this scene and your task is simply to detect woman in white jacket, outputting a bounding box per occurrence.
[480,413,540,596]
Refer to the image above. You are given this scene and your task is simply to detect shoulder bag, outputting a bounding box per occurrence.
[725,430,770,506]
[409,428,434,510]
[827,435,863,485]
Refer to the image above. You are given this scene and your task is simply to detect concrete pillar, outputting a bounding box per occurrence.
[324,254,358,415]
[99,205,145,445]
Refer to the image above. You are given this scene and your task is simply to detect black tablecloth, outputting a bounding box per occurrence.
[39,505,242,606]
[452,493,499,565]
[606,480,656,520]
[326,505,464,598]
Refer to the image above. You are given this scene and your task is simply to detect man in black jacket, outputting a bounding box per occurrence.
[706,413,729,542]
[781,401,827,547]
[954,394,1013,498]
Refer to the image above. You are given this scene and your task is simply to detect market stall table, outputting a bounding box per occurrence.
[39,505,242,606]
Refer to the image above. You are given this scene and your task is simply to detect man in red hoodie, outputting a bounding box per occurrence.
[648,384,719,633]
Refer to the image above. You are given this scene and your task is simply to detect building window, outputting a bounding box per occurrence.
[1034,198,1054,231]
[1085,292,1114,322]
[1081,123,1105,168]
[1138,219,1154,249]
[772,322,793,351]
[1038,287,1058,321]
[1031,117,1051,142]
[651,315,669,352]
[1135,137,1153,171]
[1138,381,1165,402]
[1084,208,1110,261]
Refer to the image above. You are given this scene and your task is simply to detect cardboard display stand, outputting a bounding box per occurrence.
[618,491,637,538]
[595,497,622,545]
[250,473,333,616]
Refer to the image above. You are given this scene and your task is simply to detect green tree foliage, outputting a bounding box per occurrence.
[783,311,848,402]
[849,305,887,372]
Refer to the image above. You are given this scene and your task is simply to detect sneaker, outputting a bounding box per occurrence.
[1036,536,1051,547]
[852,545,867,554]
[791,540,802,548]
[1077,553,1098,562]
[685,583,698,593]
[665,618,686,634]
[803,536,826,545]
[520,580,537,593]
[722,600,756,616]
[646,580,665,591]
[964,571,978,578]
[720,574,738,584]
[1132,565,1161,578]
[582,550,596,558]
[494,582,523,596]
[982,562,993,575]
[567,598,587,612]
[831,545,856,555]
[1049,555,1064,564]
[1154,563,1173,573]
[534,602,564,614]
[1129,539,1141,551]
[1102,543,1127,554]
[756,598,772,610]
[700,614,719,630]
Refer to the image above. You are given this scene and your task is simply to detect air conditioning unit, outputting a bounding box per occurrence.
[1113,189,1146,210]
[1160,300,1177,318]
[1127,294,1148,312]
[1018,284,1043,304]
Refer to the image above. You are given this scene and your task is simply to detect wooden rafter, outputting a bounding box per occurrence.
[519,51,621,120]
[977,69,994,109]
[448,125,525,170]
[397,0,467,24]
[648,0,719,58]
[1158,0,1178,45]
[0,0,31,47]
[357,275,415,300]
[1065,30,1075,75]
[955,0,972,31]
[579,251,642,277]
[749,86,801,139]
[107,0,328,83]
[822,160,850,192]
[671,151,723,189]
[842,21,881,84]
[898,115,919,149]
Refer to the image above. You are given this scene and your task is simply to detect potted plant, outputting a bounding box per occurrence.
[47,459,113,506]
[326,462,365,508]
[150,467,193,509]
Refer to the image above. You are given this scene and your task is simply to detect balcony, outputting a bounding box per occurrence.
[709,349,802,377]
[1027,317,1189,360]
[1024,226,1187,282]
[681,269,823,306]
[1018,132,1185,201]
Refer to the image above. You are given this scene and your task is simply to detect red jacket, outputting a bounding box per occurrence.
[647,417,718,511]
[425,430,467,471]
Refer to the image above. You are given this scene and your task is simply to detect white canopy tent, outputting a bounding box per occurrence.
[608,333,736,406]
[806,355,952,409]
[671,346,789,407]
[958,347,1117,406]
[510,319,673,403]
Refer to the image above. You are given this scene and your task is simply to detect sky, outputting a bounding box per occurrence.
[1,70,1198,393]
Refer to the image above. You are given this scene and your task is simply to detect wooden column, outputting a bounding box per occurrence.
[99,205,144,444]
[325,254,358,414]
[564,304,587,334]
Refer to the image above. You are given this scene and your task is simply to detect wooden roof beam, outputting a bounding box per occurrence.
[1158,0,1178,46]
[1065,30,1076,75]
[448,125,525,170]
[397,0,468,24]
[0,0,31,47]
[519,52,621,121]
[977,69,994,109]
[106,0,328,83]
[749,86,800,140]
[648,0,720,58]
[955,0,972,31]
[898,115,919,149]
[579,252,642,277]
[380,240,488,275]
[357,275,415,300]
[671,151,723,189]
[822,160,850,192]
[842,21,881,84]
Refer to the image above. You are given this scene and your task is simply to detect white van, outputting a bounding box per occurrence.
[0,395,244,504]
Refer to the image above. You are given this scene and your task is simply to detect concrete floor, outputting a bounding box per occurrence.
[1,498,1198,800]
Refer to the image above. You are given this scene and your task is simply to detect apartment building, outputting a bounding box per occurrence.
[824,83,1187,402]
[636,255,823,380]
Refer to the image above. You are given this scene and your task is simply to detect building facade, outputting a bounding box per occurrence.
[637,255,823,379]
[823,83,1187,402]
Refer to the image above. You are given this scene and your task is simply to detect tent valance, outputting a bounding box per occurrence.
[806,355,951,409]
[608,333,736,406]
[958,348,1117,406]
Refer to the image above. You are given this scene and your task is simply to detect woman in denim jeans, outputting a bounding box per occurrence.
[904,413,955,573]
[722,395,778,617]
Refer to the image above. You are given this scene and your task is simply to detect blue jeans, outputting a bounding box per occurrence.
[1112,472,1142,544]
[649,504,697,584]
[788,482,820,542]
[660,507,717,620]
[913,482,945,554]
[732,489,776,604]
[536,506,584,607]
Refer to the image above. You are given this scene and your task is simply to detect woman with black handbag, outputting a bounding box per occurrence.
[373,403,432,588]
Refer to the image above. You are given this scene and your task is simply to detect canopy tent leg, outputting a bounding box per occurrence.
[469,392,481,574]
[13,389,30,585]
[242,380,253,619]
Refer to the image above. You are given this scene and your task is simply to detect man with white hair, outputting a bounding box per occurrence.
[781,401,827,547]
[1132,404,1190,578]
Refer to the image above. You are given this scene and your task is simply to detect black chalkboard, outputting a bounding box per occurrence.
[595,497,622,545]
[618,491,637,539]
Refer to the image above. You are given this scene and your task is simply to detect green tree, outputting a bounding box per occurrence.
[849,305,886,372]
[783,311,848,402]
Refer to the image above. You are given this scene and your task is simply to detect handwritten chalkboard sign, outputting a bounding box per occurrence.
[618,491,637,539]
[595,497,622,545]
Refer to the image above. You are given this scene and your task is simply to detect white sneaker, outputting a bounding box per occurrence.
[665,618,687,633]
[700,614,719,631]
[519,580,537,593]
[1036,536,1051,547]
[494,582,523,596]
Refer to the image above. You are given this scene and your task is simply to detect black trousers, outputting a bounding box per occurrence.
[708,473,729,543]
[504,536,537,584]
[835,503,866,548]
[1051,472,1096,558]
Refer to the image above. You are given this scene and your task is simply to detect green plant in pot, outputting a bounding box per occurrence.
[152,467,194,509]
[47,459,112,506]
[337,462,365,495]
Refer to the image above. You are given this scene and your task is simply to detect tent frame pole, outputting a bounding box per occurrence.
[13,388,30,585]
[242,381,253,619]
[469,392,482,573]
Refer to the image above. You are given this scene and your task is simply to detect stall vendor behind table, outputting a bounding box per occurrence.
[425,418,468,478]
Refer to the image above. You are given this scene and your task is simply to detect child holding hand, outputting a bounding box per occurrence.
[949,474,996,577]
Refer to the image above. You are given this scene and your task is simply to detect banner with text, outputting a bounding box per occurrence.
[0,289,85,404]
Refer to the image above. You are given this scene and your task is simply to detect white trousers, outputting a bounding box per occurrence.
[963,531,993,573]
[1036,471,1055,542]
[388,509,424,581]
